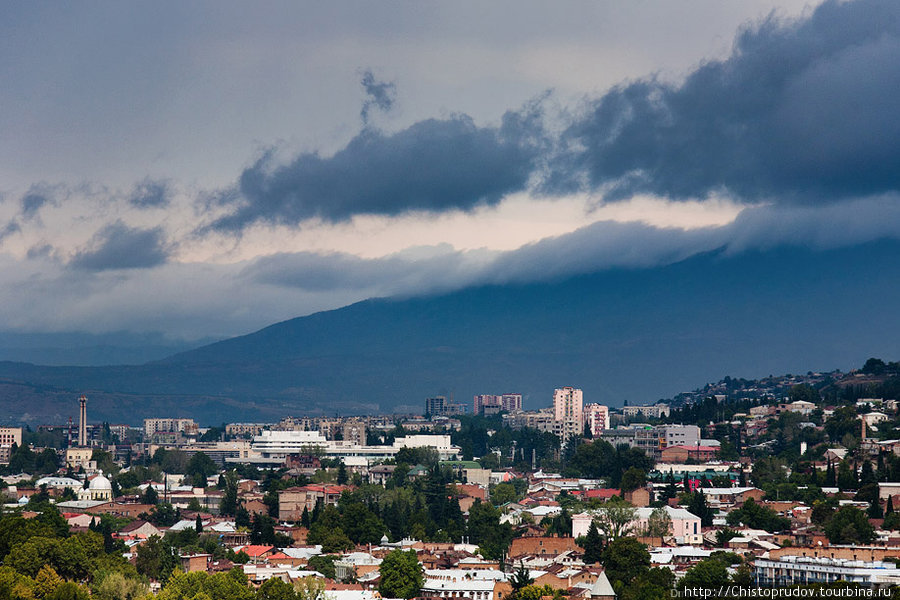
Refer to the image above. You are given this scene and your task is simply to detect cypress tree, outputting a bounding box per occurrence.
[582,520,603,564]
[887,496,894,515]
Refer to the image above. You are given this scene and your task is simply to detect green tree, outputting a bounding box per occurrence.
[135,535,177,582]
[687,492,714,527]
[509,561,534,599]
[46,582,91,600]
[219,470,240,516]
[679,558,729,592]
[824,506,876,544]
[141,485,159,506]
[186,452,218,484]
[155,568,254,600]
[467,500,513,560]
[378,549,423,599]
[34,565,63,599]
[581,521,603,564]
[490,483,518,506]
[515,585,566,600]
[825,407,860,443]
[308,555,337,579]
[92,571,150,600]
[725,499,790,533]
[593,501,637,542]
[257,577,299,600]
[645,507,672,538]
[600,537,650,589]
[620,468,647,493]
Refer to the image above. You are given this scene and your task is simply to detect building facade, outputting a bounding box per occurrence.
[553,387,583,443]
[583,404,610,437]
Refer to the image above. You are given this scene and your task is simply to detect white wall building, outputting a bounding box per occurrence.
[239,430,461,466]
[754,555,900,587]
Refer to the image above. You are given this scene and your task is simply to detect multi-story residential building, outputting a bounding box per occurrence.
[0,427,23,464]
[600,426,661,456]
[754,555,900,587]
[143,418,198,437]
[601,424,705,459]
[341,419,366,445]
[225,423,267,438]
[474,393,523,415]
[278,484,352,520]
[179,441,253,466]
[499,394,523,413]
[583,404,609,437]
[621,404,670,419]
[503,409,559,435]
[553,387,583,443]
[661,424,700,449]
[426,396,467,416]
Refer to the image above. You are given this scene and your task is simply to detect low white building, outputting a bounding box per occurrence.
[237,431,461,467]
[754,555,900,587]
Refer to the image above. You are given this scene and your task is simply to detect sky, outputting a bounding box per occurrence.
[2,0,900,342]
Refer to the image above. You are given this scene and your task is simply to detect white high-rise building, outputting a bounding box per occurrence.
[553,387,583,443]
[583,403,610,437]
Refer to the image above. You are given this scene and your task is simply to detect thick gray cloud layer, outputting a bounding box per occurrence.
[212,103,546,231]
[245,195,900,296]
[70,221,171,271]
[206,0,900,234]
[557,0,900,203]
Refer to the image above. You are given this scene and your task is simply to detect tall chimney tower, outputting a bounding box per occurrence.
[78,395,88,446]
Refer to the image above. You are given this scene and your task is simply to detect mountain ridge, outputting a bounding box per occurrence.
[0,240,898,424]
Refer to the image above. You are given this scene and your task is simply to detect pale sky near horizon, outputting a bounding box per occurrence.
[2,0,899,340]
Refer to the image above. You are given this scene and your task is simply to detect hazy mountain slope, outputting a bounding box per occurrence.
[0,241,898,424]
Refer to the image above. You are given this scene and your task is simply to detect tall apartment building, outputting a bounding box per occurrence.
[425,396,467,416]
[583,404,610,437]
[503,408,557,433]
[499,394,523,412]
[0,427,23,464]
[341,419,366,445]
[143,418,199,437]
[474,393,523,415]
[553,387,583,443]
[622,404,671,419]
[473,395,499,415]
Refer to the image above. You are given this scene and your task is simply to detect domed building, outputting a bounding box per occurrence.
[78,471,113,501]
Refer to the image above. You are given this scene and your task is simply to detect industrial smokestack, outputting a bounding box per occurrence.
[78,395,88,446]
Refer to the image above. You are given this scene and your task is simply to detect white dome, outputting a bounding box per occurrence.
[89,473,112,491]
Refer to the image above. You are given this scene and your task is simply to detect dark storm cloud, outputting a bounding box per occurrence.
[128,179,170,208]
[552,0,900,204]
[20,192,51,219]
[211,103,546,232]
[360,69,396,125]
[69,221,171,271]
